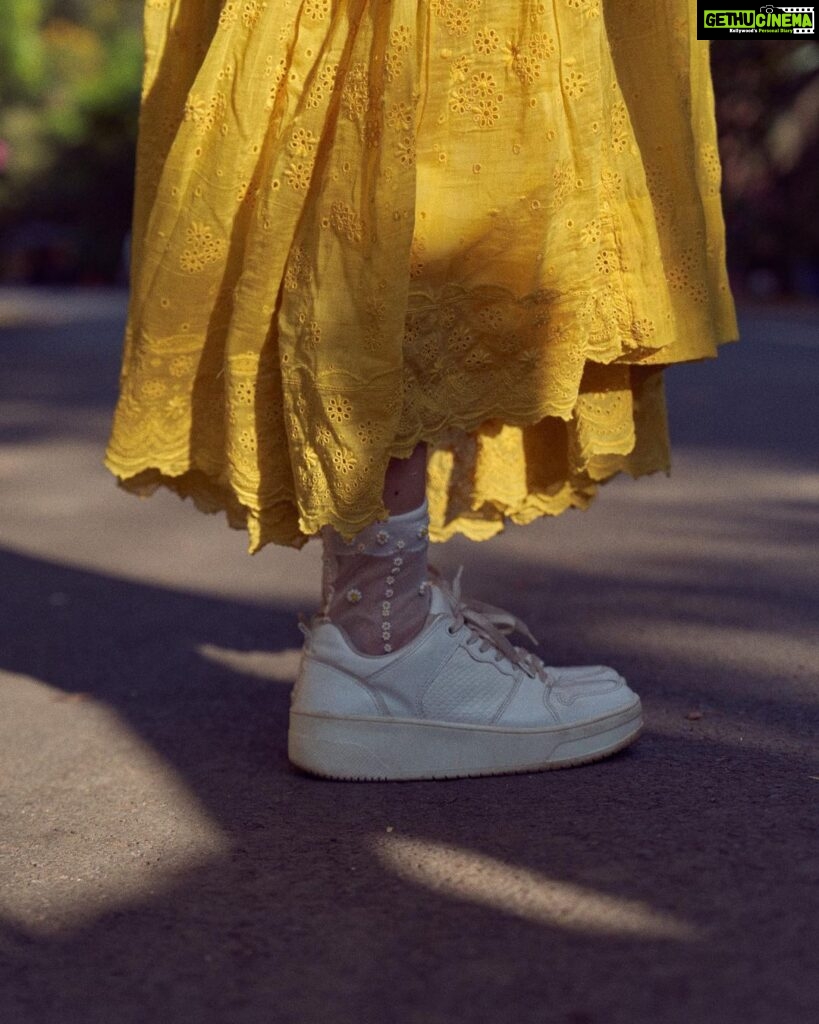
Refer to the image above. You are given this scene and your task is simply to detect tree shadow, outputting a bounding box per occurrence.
[0,538,816,1024]
[1,293,817,1020]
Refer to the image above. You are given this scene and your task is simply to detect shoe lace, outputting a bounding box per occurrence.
[429,565,554,685]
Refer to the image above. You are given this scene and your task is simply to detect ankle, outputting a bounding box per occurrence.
[335,587,432,656]
[320,500,431,656]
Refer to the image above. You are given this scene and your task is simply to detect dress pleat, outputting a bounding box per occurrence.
[105,0,738,551]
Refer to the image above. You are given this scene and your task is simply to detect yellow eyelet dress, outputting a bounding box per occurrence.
[104,0,739,552]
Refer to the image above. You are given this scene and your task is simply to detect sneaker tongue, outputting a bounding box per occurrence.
[428,580,455,617]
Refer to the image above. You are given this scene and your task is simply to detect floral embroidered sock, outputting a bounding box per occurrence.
[320,499,431,656]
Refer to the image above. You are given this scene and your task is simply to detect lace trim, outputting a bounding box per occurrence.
[104,347,747,553]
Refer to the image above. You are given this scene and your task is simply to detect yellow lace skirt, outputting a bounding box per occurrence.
[105,0,739,552]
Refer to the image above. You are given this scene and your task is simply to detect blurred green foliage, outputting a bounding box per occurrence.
[0,10,817,294]
[0,0,142,282]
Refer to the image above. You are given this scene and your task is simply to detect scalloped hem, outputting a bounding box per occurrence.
[104,329,739,554]
[103,424,671,556]
[102,459,311,553]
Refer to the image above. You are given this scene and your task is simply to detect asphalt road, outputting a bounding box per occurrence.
[0,287,817,1024]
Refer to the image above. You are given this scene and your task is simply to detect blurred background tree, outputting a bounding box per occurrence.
[0,0,142,283]
[0,9,817,297]
[712,40,819,298]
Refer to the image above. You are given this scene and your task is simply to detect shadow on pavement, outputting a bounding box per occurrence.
[0,542,816,1024]
[0,294,817,1022]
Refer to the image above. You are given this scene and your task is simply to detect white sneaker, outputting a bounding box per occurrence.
[288,569,642,781]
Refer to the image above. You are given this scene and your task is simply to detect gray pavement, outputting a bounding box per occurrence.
[0,287,817,1024]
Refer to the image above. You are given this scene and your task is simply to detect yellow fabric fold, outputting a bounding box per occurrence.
[105,0,738,552]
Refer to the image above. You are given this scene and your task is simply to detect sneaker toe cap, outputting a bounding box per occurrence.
[545,664,639,720]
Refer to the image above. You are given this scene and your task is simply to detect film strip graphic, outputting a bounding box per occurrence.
[778,7,815,33]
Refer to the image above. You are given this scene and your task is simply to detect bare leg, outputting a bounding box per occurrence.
[382,442,428,513]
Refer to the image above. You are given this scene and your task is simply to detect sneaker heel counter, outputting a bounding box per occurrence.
[291,654,384,717]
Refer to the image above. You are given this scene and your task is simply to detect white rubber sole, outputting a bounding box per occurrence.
[288,700,643,781]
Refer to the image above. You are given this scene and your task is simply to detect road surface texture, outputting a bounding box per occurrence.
[0,287,817,1024]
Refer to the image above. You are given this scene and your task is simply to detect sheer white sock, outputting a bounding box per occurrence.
[320,499,431,656]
